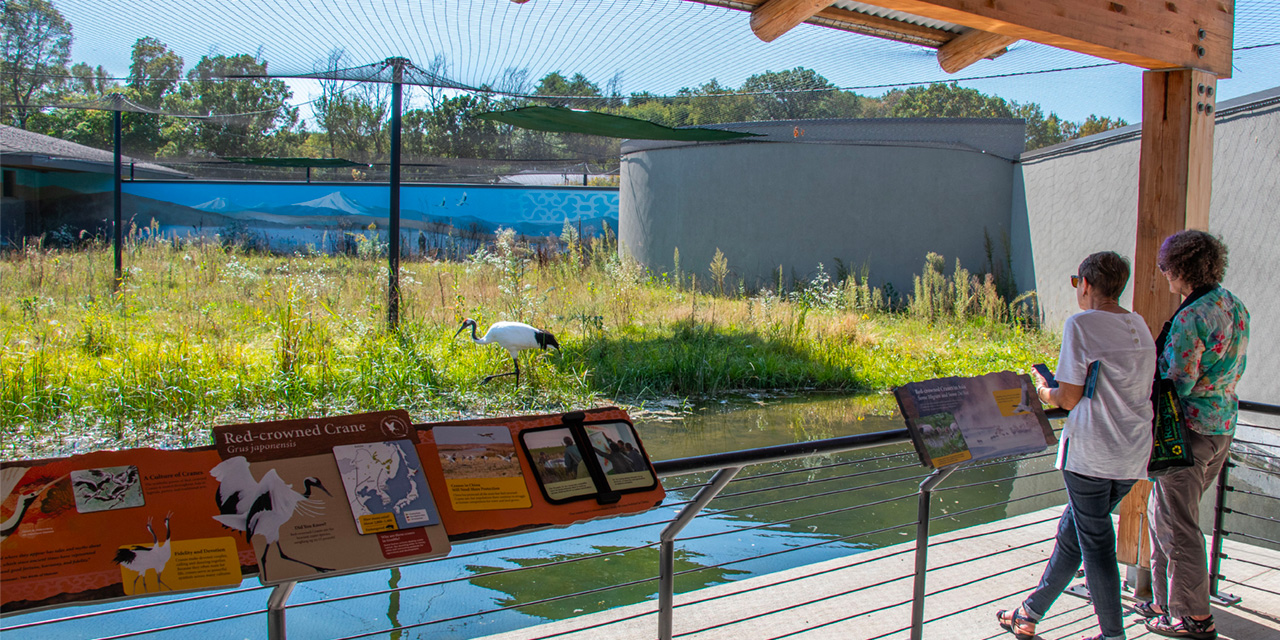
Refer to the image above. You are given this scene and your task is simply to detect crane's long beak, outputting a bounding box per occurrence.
[453,324,467,338]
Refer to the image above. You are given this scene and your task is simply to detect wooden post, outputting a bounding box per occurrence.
[1117,68,1217,570]
[1131,68,1217,335]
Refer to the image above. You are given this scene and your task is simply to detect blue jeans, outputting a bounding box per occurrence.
[1022,470,1136,639]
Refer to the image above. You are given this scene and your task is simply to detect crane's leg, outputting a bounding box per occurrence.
[482,357,518,384]
[275,542,332,572]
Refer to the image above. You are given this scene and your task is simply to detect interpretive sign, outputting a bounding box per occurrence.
[2,406,663,613]
[209,411,450,585]
[1,448,244,614]
[895,371,1056,468]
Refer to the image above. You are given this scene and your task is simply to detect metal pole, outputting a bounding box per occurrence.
[658,466,740,640]
[910,466,957,640]
[113,109,123,291]
[1208,460,1238,605]
[267,581,296,640]
[387,58,405,329]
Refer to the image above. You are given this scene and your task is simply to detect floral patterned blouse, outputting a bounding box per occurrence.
[1159,286,1250,436]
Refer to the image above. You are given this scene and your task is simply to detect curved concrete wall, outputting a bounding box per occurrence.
[620,138,1017,293]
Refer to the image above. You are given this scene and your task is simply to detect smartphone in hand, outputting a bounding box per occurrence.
[1032,363,1058,388]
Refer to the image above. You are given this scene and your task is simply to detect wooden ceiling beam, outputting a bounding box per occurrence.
[751,0,834,43]
[861,0,1234,77]
[937,28,1018,73]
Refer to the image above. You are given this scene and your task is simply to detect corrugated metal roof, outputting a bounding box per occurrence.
[830,1,963,33]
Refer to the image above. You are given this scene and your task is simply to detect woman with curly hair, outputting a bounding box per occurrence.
[1138,230,1250,640]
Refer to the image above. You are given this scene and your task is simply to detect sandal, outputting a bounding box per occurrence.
[1132,601,1164,618]
[1145,614,1217,640]
[996,606,1037,640]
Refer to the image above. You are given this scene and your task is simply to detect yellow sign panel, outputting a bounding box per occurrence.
[119,536,241,596]
[446,477,533,511]
[357,513,399,534]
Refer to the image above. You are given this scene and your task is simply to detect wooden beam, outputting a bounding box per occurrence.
[861,0,1234,77]
[751,0,833,43]
[937,28,1018,73]
[1132,68,1216,336]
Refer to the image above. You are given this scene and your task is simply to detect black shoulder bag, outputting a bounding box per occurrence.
[1148,285,1215,476]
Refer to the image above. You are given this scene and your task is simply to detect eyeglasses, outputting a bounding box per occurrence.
[1071,275,1081,288]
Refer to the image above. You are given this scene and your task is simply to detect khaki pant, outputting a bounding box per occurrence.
[1148,429,1233,618]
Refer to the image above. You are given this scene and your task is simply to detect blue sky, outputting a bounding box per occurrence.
[52,0,1280,125]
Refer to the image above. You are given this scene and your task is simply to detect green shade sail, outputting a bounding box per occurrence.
[477,106,762,141]
[220,157,368,168]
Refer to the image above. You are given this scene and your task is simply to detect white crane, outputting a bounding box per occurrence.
[113,513,173,593]
[454,319,560,386]
[210,457,333,574]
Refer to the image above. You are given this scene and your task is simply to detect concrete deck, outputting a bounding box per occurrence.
[480,507,1280,640]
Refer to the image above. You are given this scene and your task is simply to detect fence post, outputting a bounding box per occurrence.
[268,581,297,640]
[910,466,957,640]
[658,467,741,640]
[1208,459,1241,606]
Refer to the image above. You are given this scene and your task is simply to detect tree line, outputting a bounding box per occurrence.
[3,0,1126,169]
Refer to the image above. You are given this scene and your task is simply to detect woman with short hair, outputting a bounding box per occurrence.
[1139,230,1249,640]
[998,251,1156,640]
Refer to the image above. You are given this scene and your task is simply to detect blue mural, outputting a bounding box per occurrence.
[117,181,619,253]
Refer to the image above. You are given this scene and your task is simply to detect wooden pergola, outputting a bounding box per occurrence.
[520,0,1233,586]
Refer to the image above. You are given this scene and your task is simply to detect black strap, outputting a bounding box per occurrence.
[1155,285,1217,354]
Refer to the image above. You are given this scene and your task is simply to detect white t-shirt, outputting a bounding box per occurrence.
[1054,310,1156,480]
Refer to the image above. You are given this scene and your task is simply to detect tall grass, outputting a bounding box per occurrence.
[1,231,1057,458]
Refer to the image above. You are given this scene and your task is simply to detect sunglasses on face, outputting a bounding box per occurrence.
[1071,275,1081,288]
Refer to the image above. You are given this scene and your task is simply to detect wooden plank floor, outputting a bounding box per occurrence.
[478,506,1280,640]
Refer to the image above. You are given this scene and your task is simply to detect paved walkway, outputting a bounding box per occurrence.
[479,506,1280,640]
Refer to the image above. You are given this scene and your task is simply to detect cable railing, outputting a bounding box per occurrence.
[2,402,1275,640]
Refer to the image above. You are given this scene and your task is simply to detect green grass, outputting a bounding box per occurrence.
[0,233,1059,458]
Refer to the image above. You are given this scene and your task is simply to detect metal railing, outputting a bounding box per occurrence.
[3,403,1276,640]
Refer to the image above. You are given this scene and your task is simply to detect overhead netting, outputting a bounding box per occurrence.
[14,0,1280,182]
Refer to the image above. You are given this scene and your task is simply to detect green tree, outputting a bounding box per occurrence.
[1067,114,1128,139]
[160,53,302,158]
[128,37,183,107]
[534,71,600,106]
[313,50,390,161]
[1013,101,1069,150]
[1,0,72,127]
[120,37,183,154]
[403,92,505,159]
[67,62,115,96]
[891,82,1013,119]
[741,68,844,120]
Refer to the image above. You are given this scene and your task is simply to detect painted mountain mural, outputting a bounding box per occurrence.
[128,184,617,236]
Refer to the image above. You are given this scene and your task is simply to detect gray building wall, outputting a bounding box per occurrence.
[620,119,1024,293]
[1016,88,1280,406]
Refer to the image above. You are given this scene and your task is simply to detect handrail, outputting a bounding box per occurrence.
[652,428,912,477]
[1239,400,1280,415]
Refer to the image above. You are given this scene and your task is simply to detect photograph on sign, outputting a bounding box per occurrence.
[434,425,532,512]
[520,427,597,503]
[71,465,144,513]
[584,422,658,492]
